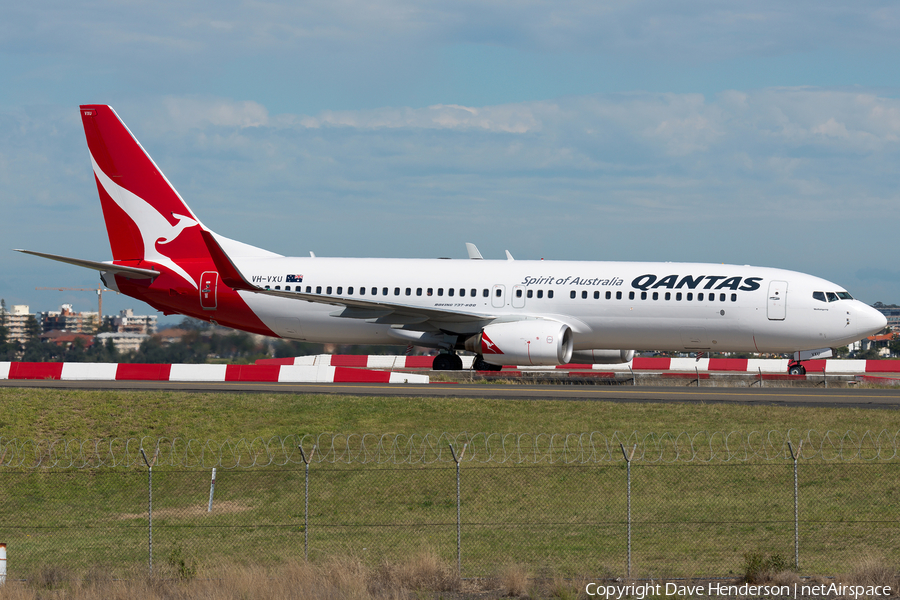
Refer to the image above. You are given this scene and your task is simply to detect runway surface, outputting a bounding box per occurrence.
[2,379,899,409]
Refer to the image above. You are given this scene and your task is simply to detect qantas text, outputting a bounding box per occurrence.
[631,274,762,291]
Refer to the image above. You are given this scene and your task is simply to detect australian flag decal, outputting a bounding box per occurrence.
[286,274,303,283]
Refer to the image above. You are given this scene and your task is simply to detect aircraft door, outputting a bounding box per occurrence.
[512,285,526,308]
[200,271,218,310]
[491,285,506,308]
[767,280,787,320]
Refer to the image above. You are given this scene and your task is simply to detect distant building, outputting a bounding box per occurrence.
[872,303,900,330]
[95,331,149,354]
[42,304,100,334]
[3,305,37,343]
[109,309,158,335]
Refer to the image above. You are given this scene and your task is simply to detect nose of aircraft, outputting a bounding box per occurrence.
[857,303,888,336]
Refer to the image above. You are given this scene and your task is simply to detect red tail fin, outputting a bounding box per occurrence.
[80,105,209,288]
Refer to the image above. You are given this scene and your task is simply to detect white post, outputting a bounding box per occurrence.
[0,543,7,585]
[208,468,216,512]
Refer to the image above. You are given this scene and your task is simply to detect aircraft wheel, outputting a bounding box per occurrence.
[433,353,463,371]
[473,355,502,371]
[788,364,807,375]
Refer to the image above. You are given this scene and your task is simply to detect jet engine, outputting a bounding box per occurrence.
[569,349,635,365]
[464,320,574,366]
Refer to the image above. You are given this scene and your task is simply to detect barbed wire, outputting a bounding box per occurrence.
[0,430,898,469]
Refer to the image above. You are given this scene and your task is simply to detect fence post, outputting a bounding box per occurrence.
[207,468,216,512]
[140,447,159,576]
[299,445,316,562]
[620,443,636,579]
[788,441,802,570]
[449,443,467,577]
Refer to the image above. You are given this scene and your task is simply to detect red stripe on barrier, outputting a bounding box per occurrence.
[802,360,827,373]
[707,359,749,372]
[865,360,900,373]
[663,372,710,379]
[331,355,369,367]
[632,357,671,370]
[8,362,64,380]
[558,364,593,369]
[225,365,281,382]
[254,357,296,366]
[405,357,434,368]
[116,364,171,381]
[568,371,616,378]
[333,367,390,383]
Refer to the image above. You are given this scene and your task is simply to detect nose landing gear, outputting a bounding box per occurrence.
[787,360,807,375]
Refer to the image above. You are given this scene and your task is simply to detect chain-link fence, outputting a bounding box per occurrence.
[0,431,897,579]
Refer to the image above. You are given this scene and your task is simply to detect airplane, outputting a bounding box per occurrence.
[16,105,888,374]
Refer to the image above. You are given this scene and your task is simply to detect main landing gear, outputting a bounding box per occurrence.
[473,354,503,372]
[432,353,463,371]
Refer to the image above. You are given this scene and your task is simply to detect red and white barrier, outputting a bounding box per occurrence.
[258,354,900,375]
[0,361,429,384]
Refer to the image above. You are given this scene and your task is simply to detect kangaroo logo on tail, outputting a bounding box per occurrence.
[91,155,200,289]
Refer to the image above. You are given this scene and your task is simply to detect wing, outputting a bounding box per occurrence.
[200,230,495,333]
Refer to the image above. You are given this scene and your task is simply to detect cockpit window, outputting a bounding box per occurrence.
[826,292,838,302]
[837,291,853,300]
[813,291,826,302]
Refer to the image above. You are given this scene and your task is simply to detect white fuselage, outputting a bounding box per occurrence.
[231,257,886,353]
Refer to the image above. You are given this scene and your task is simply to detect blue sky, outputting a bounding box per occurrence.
[2,1,900,321]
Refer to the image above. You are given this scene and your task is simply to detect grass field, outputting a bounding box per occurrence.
[0,387,898,581]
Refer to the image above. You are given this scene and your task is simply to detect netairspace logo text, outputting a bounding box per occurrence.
[584,582,894,598]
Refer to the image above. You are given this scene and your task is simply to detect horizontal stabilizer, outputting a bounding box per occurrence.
[15,249,160,279]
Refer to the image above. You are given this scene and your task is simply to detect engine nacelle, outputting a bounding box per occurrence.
[569,349,635,365]
[464,320,574,366]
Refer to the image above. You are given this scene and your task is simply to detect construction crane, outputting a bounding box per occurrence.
[35,284,110,319]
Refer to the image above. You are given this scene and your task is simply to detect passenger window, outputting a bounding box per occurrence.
[652,292,658,300]
[641,292,647,300]
[629,291,635,300]
[394,287,400,296]
[537,290,543,299]
[527,289,533,298]
[676,292,682,301]
[438,288,443,296]
[516,289,522,298]
[348,287,354,295]
[326,286,332,294]
[604,291,610,300]
[316,286,322,294]
[719,293,725,302]
[449,288,455,297]
[416,288,422,296]
[274,286,280,290]
[306,286,312,293]
[731,293,737,302]
[459,288,465,297]
[372,287,378,295]
[698,293,704,301]
[665,292,671,300]
[570,291,576,299]
[337,286,344,294]
[827,292,838,302]
[285,286,291,291]
[582,291,588,299]
[405,288,411,296]
[265,285,270,290]
[616,291,622,300]
[383,288,388,296]
[687,292,693,301]
[548,290,554,299]
[483,289,489,297]
[360,287,365,295]
[471,289,477,297]
[495,289,502,297]
[594,291,600,299]
[427,288,433,296]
